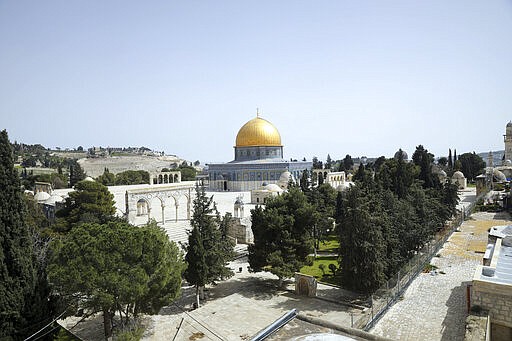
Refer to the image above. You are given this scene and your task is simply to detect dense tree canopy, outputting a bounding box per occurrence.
[0,130,36,339]
[248,187,316,286]
[55,180,116,232]
[458,152,485,181]
[338,146,459,294]
[178,164,196,181]
[114,170,149,185]
[338,185,386,293]
[96,168,115,186]
[48,221,185,339]
[343,154,354,171]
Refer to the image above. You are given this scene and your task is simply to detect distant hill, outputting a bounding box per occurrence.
[78,155,186,178]
[477,150,504,166]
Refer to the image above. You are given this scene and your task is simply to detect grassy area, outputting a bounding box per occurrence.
[300,255,341,285]
[318,234,339,253]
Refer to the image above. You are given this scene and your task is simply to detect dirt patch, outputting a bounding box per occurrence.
[441,213,511,260]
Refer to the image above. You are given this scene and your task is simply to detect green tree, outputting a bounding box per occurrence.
[458,152,485,181]
[343,154,354,171]
[312,156,323,169]
[353,163,367,182]
[0,130,36,339]
[48,221,185,339]
[325,154,332,170]
[55,180,116,232]
[448,149,453,169]
[338,184,386,293]
[184,226,207,308]
[97,168,115,186]
[69,160,86,187]
[115,170,149,185]
[184,184,235,305]
[299,169,311,192]
[248,187,316,286]
[412,145,437,188]
[307,184,337,249]
[437,157,448,167]
[178,165,196,181]
[318,172,324,185]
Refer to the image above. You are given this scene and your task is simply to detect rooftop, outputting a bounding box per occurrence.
[475,237,512,286]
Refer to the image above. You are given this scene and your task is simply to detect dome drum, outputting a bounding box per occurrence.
[234,145,283,162]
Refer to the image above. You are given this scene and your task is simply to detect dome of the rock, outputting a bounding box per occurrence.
[235,116,282,147]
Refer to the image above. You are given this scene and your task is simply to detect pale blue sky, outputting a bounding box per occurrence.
[1,1,511,163]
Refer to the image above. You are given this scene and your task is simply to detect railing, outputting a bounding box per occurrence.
[360,196,480,331]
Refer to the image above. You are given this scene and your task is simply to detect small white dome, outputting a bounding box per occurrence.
[493,169,507,182]
[34,192,51,202]
[394,149,408,160]
[278,171,292,184]
[84,176,95,182]
[452,171,465,179]
[504,160,512,166]
[262,183,283,193]
[439,170,447,177]
[336,182,352,192]
[45,194,64,205]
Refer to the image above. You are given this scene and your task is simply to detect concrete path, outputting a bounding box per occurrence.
[371,211,511,341]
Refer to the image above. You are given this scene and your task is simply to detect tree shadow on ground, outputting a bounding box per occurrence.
[492,211,511,221]
[271,291,356,316]
[440,281,470,341]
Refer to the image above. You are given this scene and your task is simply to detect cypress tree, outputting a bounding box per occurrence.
[185,184,234,305]
[325,154,332,170]
[318,172,324,185]
[338,185,386,293]
[448,149,453,169]
[69,160,85,187]
[184,226,207,308]
[0,130,36,339]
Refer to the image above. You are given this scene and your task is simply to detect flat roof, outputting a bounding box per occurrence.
[478,238,512,285]
[489,225,512,239]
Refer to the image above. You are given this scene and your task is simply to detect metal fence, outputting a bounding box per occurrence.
[358,199,478,331]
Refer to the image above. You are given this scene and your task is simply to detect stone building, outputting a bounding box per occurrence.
[504,122,512,161]
[472,235,512,340]
[208,114,311,191]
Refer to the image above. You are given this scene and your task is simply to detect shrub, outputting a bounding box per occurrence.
[318,263,326,275]
[328,263,337,275]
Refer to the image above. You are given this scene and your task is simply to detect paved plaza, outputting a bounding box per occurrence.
[371,209,512,341]
[63,257,369,340]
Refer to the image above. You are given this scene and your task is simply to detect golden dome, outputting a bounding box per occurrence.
[235,116,282,147]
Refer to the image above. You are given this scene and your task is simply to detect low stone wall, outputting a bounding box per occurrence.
[472,279,512,330]
[464,313,489,341]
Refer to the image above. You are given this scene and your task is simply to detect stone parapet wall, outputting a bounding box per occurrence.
[472,279,512,328]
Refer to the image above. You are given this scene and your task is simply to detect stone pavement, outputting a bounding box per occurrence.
[371,211,511,341]
[145,258,364,340]
[62,257,366,340]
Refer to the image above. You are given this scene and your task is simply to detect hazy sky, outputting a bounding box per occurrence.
[1,1,511,163]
